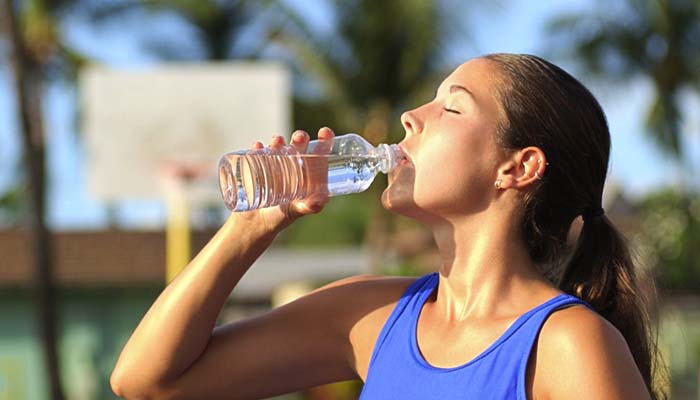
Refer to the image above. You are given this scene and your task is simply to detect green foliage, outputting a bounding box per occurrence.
[546,0,700,158]
[382,258,427,277]
[634,188,700,293]
[277,190,372,248]
[90,0,273,60]
[273,0,451,143]
[17,0,90,82]
[0,183,26,227]
[269,0,457,257]
[0,0,88,226]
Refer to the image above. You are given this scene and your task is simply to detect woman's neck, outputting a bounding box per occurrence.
[428,211,558,323]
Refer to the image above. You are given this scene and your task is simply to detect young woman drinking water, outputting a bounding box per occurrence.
[111,54,663,399]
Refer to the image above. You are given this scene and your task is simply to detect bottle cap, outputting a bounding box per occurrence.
[377,143,404,173]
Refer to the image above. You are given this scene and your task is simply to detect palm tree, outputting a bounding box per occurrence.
[1,0,63,398]
[268,0,460,272]
[89,0,275,61]
[0,1,87,398]
[545,0,700,159]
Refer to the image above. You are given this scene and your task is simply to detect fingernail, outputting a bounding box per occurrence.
[293,132,305,141]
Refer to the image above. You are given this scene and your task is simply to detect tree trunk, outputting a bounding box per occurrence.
[0,1,65,399]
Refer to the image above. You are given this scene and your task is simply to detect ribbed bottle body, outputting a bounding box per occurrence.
[220,153,388,211]
[218,133,402,212]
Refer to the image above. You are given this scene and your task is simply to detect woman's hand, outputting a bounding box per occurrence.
[231,127,334,233]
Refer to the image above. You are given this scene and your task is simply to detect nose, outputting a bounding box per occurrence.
[401,109,423,135]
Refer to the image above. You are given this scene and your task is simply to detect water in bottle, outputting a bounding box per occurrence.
[218,133,404,212]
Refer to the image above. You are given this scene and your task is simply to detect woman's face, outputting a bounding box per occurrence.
[382,58,507,222]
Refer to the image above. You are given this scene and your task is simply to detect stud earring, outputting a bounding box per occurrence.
[494,179,503,189]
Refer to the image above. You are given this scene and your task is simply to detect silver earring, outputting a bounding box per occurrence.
[494,179,502,189]
[535,171,542,180]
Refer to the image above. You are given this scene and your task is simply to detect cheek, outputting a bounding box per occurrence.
[413,139,495,209]
[413,153,466,204]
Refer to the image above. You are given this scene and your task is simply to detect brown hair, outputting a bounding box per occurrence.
[484,53,666,399]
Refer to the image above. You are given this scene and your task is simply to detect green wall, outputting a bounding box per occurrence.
[0,287,160,400]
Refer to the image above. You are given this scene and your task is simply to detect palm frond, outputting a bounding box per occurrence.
[545,0,700,161]
[645,91,682,157]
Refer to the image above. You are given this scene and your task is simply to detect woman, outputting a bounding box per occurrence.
[111,54,663,399]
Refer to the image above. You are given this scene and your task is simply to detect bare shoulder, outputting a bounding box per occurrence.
[286,273,416,333]
[311,273,418,310]
[532,304,651,400]
[312,274,418,381]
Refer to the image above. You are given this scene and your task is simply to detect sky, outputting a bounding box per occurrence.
[0,0,698,230]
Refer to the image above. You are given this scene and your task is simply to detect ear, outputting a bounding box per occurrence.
[495,146,547,190]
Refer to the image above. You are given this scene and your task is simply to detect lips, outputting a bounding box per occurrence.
[398,144,414,167]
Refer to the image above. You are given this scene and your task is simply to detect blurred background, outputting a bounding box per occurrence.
[1,0,699,399]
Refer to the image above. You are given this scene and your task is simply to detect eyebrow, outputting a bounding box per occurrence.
[449,84,474,97]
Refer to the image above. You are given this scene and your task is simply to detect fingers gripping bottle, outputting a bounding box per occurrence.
[218,133,404,212]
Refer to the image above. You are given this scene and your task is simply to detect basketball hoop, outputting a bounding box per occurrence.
[157,159,211,183]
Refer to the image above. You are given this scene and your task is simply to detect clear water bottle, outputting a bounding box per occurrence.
[218,133,404,212]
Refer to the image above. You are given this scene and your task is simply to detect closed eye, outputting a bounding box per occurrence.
[444,107,461,114]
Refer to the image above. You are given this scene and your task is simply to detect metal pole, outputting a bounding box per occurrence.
[164,176,191,284]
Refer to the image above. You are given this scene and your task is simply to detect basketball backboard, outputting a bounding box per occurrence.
[81,62,290,203]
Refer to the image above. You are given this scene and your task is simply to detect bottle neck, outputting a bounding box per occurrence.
[374,143,403,173]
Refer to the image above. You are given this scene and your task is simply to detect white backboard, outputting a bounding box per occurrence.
[81,62,290,202]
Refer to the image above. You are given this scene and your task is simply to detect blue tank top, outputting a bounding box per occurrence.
[359,272,594,399]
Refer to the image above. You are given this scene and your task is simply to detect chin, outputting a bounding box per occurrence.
[383,165,438,221]
[381,187,412,214]
[381,187,434,222]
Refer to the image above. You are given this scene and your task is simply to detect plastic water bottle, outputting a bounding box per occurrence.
[218,133,404,212]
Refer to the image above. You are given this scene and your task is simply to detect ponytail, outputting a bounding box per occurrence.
[559,214,666,400]
[485,53,667,399]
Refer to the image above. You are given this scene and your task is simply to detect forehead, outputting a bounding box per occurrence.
[438,59,503,118]
[439,58,499,94]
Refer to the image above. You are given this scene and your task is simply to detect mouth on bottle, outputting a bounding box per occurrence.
[397,145,412,166]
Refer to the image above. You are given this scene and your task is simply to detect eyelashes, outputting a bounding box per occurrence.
[443,107,461,114]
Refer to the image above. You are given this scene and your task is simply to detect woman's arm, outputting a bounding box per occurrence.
[110,130,357,399]
[110,213,272,397]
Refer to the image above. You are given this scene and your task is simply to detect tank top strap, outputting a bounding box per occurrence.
[511,294,595,400]
[365,272,438,374]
